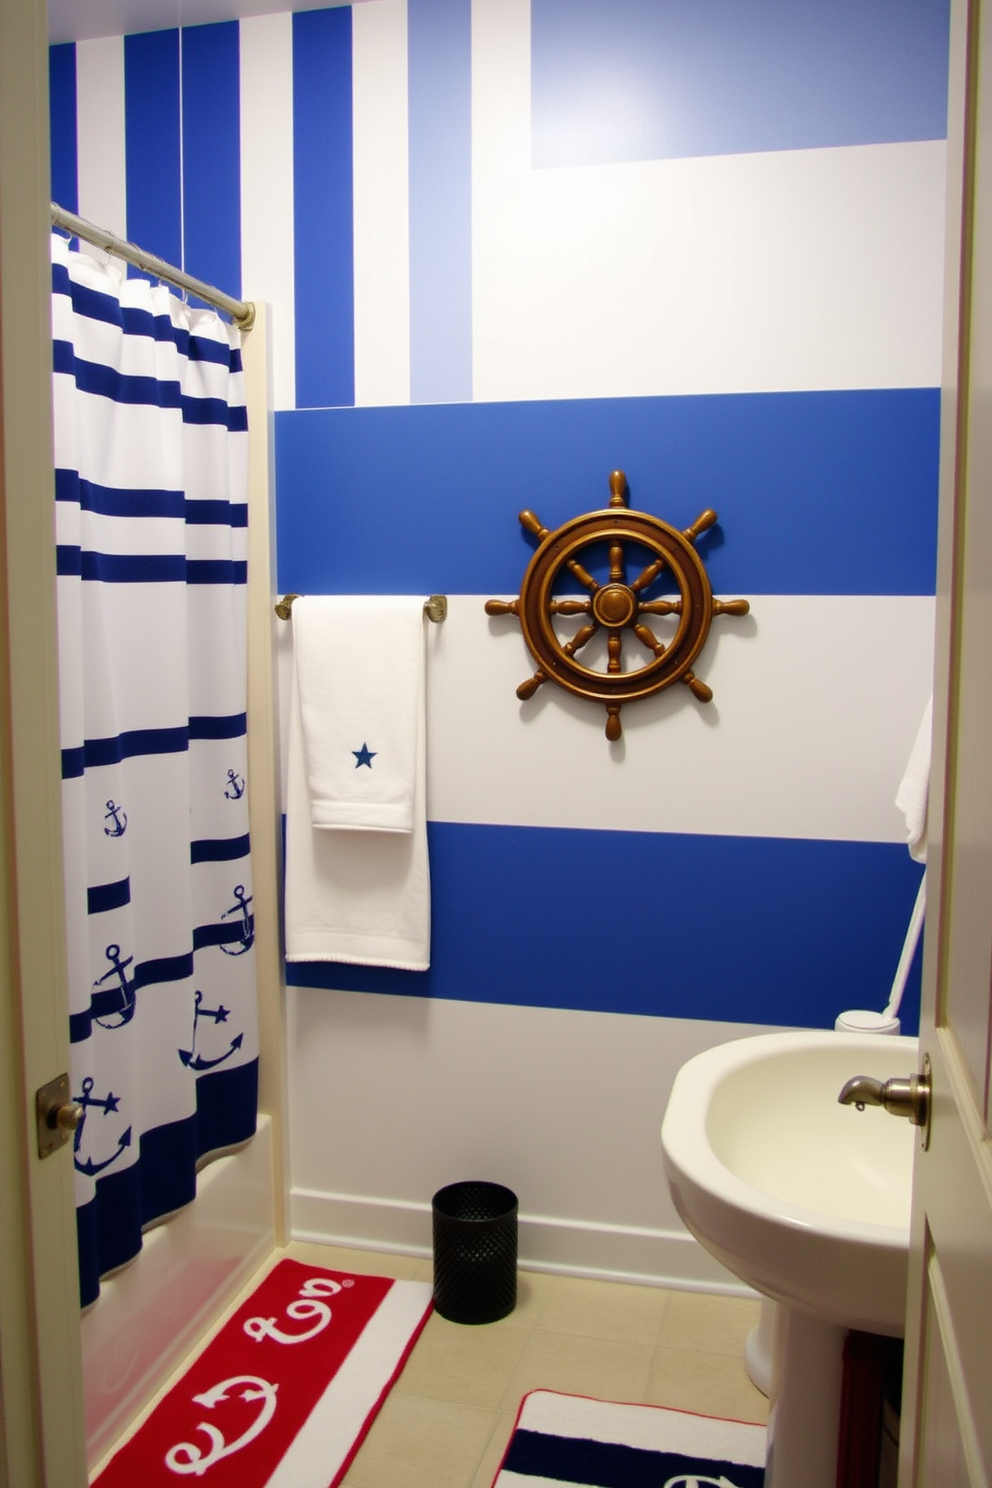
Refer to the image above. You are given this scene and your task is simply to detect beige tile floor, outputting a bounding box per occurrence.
[290,1241,769,1488]
[91,1240,768,1487]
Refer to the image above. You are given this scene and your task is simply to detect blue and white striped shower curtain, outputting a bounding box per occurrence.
[51,234,259,1309]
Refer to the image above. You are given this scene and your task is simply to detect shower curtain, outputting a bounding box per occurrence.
[51,234,259,1309]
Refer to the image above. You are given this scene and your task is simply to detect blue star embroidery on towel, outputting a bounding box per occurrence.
[353,742,377,768]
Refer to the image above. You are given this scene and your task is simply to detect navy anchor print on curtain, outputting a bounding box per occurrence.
[51,234,259,1309]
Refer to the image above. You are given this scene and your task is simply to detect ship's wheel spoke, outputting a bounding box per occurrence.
[638,598,682,616]
[633,622,666,658]
[516,668,548,700]
[631,554,669,593]
[562,622,599,658]
[609,543,626,585]
[566,557,599,591]
[683,671,713,702]
[550,598,592,615]
[607,632,623,674]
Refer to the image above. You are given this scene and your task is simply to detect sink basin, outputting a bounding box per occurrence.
[661,1030,918,1335]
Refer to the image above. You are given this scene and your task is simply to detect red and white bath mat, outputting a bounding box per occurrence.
[93,1257,433,1488]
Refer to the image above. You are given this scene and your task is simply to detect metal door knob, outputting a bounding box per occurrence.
[36,1073,84,1158]
[52,1101,84,1134]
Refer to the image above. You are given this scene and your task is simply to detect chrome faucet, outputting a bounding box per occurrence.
[837,1062,930,1134]
[838,1074,885,1111]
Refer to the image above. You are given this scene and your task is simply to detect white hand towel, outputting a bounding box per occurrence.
[895,696,932,863]
[294,595,423,832]
[285,596,430,969]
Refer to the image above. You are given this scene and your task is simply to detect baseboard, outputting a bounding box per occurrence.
[83,1115,276,1467]
[290,1184,752,1296]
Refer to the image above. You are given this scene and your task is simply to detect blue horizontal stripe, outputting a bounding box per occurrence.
[189,712,247,741]
[187,559,247,585]
[183,398,247,432]
[191,833,251,864]
[87,878,131,915]
[67,358,183,410]
[61,715,245,777]
[184,499,248,527]
[192,919,253,952]
[65,1063,256,1310]
[52,338,75,377]
[132,950,193,990]
[74,1061,256,1307]
[53,346,245,428]
[56,550,246,585]
[49,283,242,366]
[69,950,192,1042]
[287,821,925,1035]
[61,746,85,779]
[69,911,251,1042]
[196,1057,258,1162]
[275,390,939,598]
[56,547,81,578]
[51,259,71,299]
[506,1429,764,1488]
[59,550,185,583]
[69,992,124,1042]
[55,469,185,518]
[52,273,157,335]
[64,727,188,774]
[74,1104,189,1305]
[55,471,246,526]
[532,0,949,169]
[189,338,242,372]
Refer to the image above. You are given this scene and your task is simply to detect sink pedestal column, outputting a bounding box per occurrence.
[744,1298,778,1396]
[765,1306,846,1488]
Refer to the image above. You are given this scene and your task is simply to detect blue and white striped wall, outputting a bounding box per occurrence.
[51,0,944,1282]
[49,0,947,411]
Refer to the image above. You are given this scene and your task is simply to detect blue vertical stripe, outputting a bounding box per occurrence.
[125,29,182,272]
[181,22,242,300]
[408,0,473,404]
[49,43,78,214]
[292,8,354,409]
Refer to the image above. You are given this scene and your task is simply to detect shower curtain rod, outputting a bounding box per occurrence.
[51,202,255,332]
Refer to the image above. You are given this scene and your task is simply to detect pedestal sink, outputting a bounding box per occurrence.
[661,1030,918,1488]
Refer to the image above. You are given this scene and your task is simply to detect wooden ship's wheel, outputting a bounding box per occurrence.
[485,470,750,741]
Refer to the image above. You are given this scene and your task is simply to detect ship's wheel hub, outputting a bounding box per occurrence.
[592,583,637,628]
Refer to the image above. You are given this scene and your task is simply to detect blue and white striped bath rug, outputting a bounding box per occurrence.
[492,1390,766,1487]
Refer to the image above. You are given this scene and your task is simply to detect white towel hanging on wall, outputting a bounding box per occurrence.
[284,596,430,970]
[294,594,423,832]
[895,695,932,863]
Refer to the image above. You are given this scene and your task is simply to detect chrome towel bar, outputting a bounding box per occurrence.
[275,593,447,623]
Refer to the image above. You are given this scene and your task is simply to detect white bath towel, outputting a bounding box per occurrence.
[285,596,430,969]
[895,696,932,863]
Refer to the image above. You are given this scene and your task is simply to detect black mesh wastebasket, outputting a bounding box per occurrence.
[432,1181,518,1324]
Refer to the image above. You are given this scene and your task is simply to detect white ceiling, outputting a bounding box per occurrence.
[48,0,367,45]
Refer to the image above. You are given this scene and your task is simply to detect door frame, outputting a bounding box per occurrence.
[0,0,88,1481]
[898,0,992,1480]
